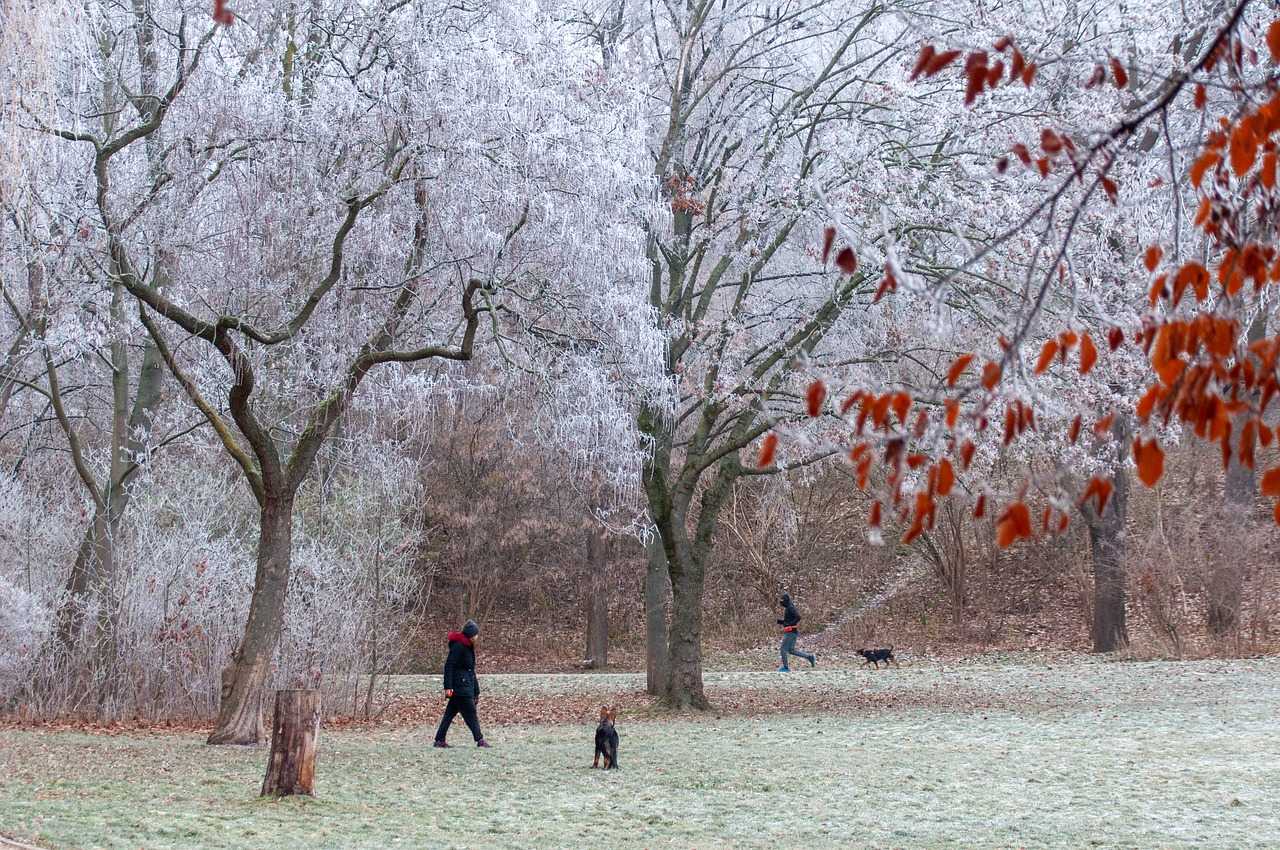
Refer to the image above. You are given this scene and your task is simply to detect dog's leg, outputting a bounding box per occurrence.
[592,748,600,768]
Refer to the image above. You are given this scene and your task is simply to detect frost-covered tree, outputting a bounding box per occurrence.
[10,0,661,742]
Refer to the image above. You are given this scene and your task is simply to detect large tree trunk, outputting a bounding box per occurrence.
[665,554,709,709]
[583,526,609,669]
[55,511,115,652]
[261,689,320,797]
[1211,415,1254,636]
[209,496,295,745]
[1082,417,1131,653]
[1208,315,1265,637]
[644,533,670,695]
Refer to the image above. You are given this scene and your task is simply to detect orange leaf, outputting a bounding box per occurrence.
[1107,326,1125,351]
[806,380,826,417]
[1190,151,1220,188]
[1240,419,1257,469]
[1143,245,1163,272]
[1136,384,1161,421]
[945,399,960,429]
[1068,414,1082,444]
[1094,412,1115,436]
[869,501,882,527]
[1262,466,1280,497]
[1194,83,1207,109]
[959,439,976,470]
[981,361,1002,390]
[892,392,912,426]
[1133,438,1166,488]
[1079,333,1098,374]
[1080,476,1115,514]
[1021,62,1036,86]
[996,501,1032,548]
[1229,121,1258,175]
[973,493,987,519]
[757,433,779,468]
[1034,339,1059,374]
[937,458,956,497]
[946,353,975,386]
[1268,21,1280,62]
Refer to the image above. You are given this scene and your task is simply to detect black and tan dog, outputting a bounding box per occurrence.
[592,705,619,769]
[857,646,898,668]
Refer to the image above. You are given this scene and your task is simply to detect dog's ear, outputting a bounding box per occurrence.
[599,705,609,720]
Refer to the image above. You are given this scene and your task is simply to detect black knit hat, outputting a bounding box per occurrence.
[462,619,479,638]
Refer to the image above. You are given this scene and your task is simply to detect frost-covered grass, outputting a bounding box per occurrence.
[3,658,1279,849]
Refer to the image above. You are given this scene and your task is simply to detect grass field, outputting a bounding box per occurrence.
[3,658,1278,849]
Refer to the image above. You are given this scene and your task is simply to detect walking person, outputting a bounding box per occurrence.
[777,593,816,672]
[433,619,491,748]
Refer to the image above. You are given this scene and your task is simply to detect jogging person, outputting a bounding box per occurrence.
[777,593,816,672]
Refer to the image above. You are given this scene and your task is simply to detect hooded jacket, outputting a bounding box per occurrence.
[443,631,479,699]
[777,594,801,632]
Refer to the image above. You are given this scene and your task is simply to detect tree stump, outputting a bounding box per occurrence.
[260,689,321,797]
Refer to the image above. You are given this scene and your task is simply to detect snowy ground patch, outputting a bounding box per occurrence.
[2,658,1278,848]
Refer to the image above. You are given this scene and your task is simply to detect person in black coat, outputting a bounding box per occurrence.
[433,619,490,748]
[777,593,816,672]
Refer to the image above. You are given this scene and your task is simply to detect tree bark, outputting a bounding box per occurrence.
[209,496,295,745]
[1211,415,1254,636]
[583,526,609,669]
[643,533,670,695]
[1208,314,1265,637]
[261,689,321,797]
[665,556,709,709]
[1081,416,1132,653]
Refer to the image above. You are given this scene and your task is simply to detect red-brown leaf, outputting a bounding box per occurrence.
[946,353,974,386]
[821,227,836,264]
[1133,438,1166,487]
[1034,339,1058,374]
[1079,332,1098,374]
[981,361,1002,390]
[1268,21,1280,62]
[996,501,1032,548]
[1080,476,1114,514]
[936,458,956,497]
[1262,466,1280,497]
[835,246,858,275]
[1109,56,1128,89]
[1068,414,1083,444]
[923,49,962,77]
[1143,245,1163,272]
[910,45,937,80]
[806,380,826,417]
[1107,326,1125,351]
[757,433,779,468]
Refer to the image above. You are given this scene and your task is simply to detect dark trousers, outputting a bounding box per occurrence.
[780,631,814,667]
[435,694,483,743]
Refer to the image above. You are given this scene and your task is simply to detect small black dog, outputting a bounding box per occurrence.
[857,646,897,668]
[592,705,619,769]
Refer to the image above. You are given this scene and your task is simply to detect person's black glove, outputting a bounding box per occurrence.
[776,618,784,624]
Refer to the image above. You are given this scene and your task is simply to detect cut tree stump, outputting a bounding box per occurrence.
[260,689,321,797]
